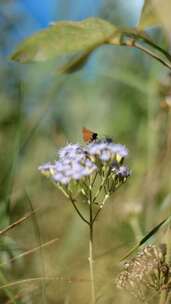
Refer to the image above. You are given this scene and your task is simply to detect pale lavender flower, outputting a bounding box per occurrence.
[58,144,85,160]
[110,144,128,158]
[87,141,128,162]
[54,173,71,184]
[39,141,130,186]
[38,162,53,176]
[39,144,97,185]
[112,164,131,181]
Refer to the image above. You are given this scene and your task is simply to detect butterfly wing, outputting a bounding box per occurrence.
[82,127,98,143]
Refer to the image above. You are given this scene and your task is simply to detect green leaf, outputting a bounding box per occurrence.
[57,50,93,74]
[121,217,169,261]
[11,17,116,63]
[58,27,163,73]
[138,0,160,29]
[10,16,171,72]
[138,0,171,30]
[58,28,152,73]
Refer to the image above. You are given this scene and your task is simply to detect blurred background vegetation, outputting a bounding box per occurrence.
[1,0,171,303]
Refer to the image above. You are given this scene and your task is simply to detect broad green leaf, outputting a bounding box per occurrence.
[58,50,93,74]
[121,217,169,261]
[139,0,171,30]
[10,15,171,72]
[59,26,171,73]
[59,27,159,73]
[11,17,116,63]
[138,0,160,29]
[59,28,150,73]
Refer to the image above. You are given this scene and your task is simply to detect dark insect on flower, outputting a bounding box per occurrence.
[82,127,114,146]
[82,127,98,143]
[104,137,113,143]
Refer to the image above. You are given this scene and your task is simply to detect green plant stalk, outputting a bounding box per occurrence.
[109,36,171,70]
[67,178,95,303]
[134,42,171,70]
[88,198,96,304]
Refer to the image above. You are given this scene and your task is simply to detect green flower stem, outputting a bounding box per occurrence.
[91,172,98,187]
[92,194,109,224]
[88,197,96,304]
[93,169,110,202]
[56,184,89,225]
[69,195,89,225]
[93,179,123,224]
[54,183,69,198]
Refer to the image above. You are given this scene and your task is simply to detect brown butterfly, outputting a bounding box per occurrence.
[82,127,98,143]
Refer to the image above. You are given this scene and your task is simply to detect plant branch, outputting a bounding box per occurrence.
[69,195,90,225]
[134,42,171,70]
[57,185,89,224]
[91,172,98,188]
[109,34,171,70]
[0,208,41,236]
[92,194,109,224]
[141,36,171,62]
[93,168,111,203]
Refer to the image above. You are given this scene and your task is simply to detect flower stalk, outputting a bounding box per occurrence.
[88,197,96,304]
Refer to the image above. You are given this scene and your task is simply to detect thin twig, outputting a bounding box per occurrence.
[141,36,171,62]
[0,238,59,267]
[0,276,89,290]
[109,34,171,70]
[134,42,171,70]
[0,207,41,236]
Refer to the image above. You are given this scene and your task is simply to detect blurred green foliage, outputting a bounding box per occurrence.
[1,0,171,303]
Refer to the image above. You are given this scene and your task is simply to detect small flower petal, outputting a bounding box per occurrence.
[87,141,128,162]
